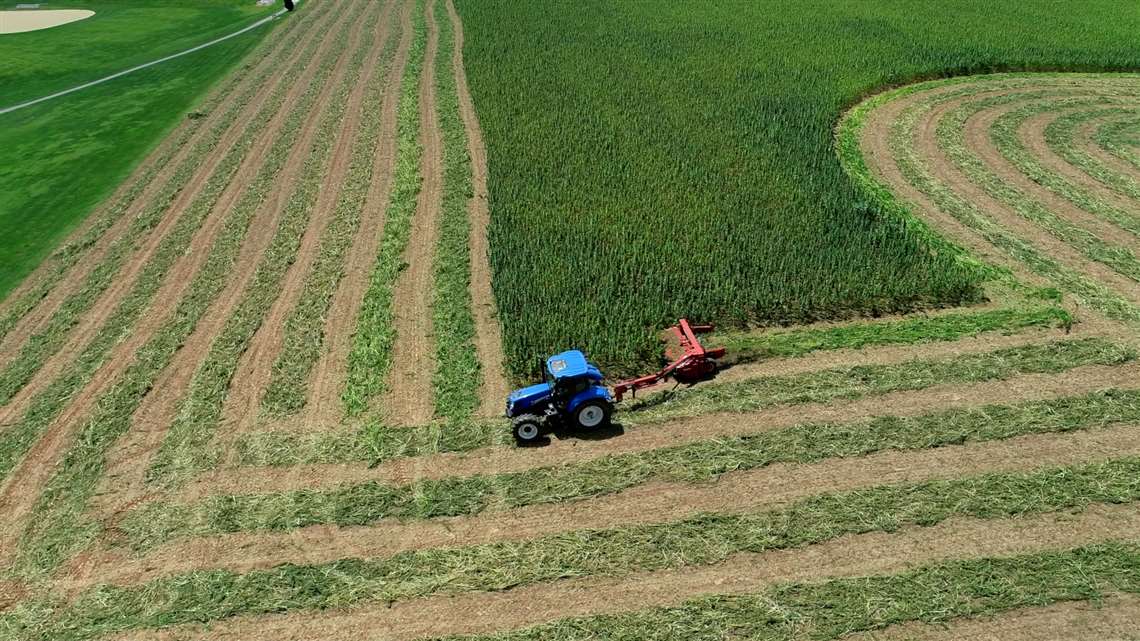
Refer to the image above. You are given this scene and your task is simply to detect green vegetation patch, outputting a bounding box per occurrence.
[0,0,279,299]
[123,386,1139,548]
[30,459,1140,639]
[455,0,1140,375]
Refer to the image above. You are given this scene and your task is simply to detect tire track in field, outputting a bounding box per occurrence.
[446,0,510,416]
[846,593,1140,641]
[0,7,331,427]
[382,0,443,426]
[917,93,1140,304]
[0,2,349,568]
[302,0,415,429]
[106,503,1140,641]
[966,98,1140,255]
[1026,109,1140,213]
[66,408,1140,588]
[88,0,372,518]
[179,360,1140,499]
[219,0,399,436]
[0,16,304,362]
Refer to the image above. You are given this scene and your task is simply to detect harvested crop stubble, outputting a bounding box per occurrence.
[3,1,364,578]
[1047,108,1140,203]
[34,463,1140,639]
[145,0,382,488]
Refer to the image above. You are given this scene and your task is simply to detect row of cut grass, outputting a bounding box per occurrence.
[1097,117,1140,169]
[259,7,403,418]
[234,336,1130,467]
[0,12,334,484]
[31,458,1140,639]
[123,383,1139,548]
[5,5,364,579]
[867,79,1140,325]
[0,7,308,344]
[714,302,1069,364]
[0,20,320,408]
[144,0,381,487]
[938,89,1140,284]
[435,543,1140,641]
[991,97,1140,239]
[1048,107,1140,203]
[429,0,482,424]
[342,0,428,417]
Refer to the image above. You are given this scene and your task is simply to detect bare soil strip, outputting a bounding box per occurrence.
[303,0,416,429]
[916,93,1140,304]
[382,0,443,425]
[968,100,1140,254]
[219,0,399,436]
[0,4,359,569]
[66,418,1139,588]
[175,361,1139,500]
[0,17,304,362]
[0,10,332,427]
[1025,109,1140,213]
[847,593,1140,641]
[446,0,510,416]
[108,503,1140,641]
[89,1,372,518]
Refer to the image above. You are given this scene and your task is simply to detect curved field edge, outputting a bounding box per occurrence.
[837,72,1140,325]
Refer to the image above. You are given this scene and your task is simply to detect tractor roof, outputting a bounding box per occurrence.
[546,350,594,380]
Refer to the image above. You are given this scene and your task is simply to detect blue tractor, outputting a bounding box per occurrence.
[505,350,615,444]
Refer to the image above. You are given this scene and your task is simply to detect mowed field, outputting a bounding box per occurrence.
[0,1,1139,640]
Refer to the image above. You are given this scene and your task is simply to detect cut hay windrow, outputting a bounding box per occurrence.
[260,3,405,419]
[1096,117,1140,170]
[421,544,1140,641]
[0,3,341,486]
[937,91,1140,283]
[119,386,1140,548]
[1047,108,1140,203]
[145,0,385,487]
[990,98,1140,240]
[0,9,310,346]
[846,75,1140,325]
[5,2,367,578]
[429,0,481,424]
[343,0,428,417]
[33,460,1140,639]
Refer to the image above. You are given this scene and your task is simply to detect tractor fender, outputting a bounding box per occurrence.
[567,385,613,414]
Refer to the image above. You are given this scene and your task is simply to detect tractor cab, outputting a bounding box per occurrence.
[506,350,614,443]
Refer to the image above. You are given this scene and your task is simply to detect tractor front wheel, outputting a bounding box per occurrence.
[512,414,544,445]
[573,399,613,430]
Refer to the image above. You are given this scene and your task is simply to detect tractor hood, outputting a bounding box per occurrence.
[507,381,552,416]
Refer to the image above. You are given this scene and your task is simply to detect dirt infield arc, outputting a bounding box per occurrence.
[1,22,1140,641]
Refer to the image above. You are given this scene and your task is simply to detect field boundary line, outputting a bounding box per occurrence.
[0,3,301,117]
[103,504,1140,641]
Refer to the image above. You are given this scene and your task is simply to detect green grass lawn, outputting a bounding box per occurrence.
[0,0,278,299]
[454,0,1140,375]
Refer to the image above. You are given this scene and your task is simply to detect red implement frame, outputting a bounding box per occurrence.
[613,319,726,401]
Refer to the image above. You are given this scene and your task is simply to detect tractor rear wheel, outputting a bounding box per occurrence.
[573,399,613,430]
[512,414,544,445]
